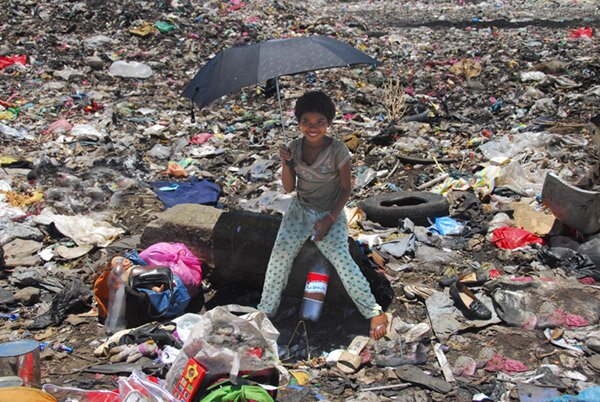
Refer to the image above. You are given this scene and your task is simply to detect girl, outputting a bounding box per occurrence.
[257,90,388,340]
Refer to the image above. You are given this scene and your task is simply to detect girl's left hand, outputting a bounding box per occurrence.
[312,217,334,241]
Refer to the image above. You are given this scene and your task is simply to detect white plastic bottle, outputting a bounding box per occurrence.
[105,257,128,334]
[300,257,330,321]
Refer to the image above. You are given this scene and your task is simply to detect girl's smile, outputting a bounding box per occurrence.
[299,112,330,145]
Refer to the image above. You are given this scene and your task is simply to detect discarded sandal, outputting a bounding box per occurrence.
[380,313,397,341]
[449,282,492,320]
[336,335,370,374]
[403,284,437,301]
[439,270,488,288]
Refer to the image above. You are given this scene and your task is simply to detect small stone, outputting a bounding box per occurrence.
[84,56,106,71]
[0,288,15,305]
[588,355,600,372]
[13,287,41,305]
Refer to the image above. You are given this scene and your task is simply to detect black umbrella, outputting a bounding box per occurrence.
[182,36,380,141]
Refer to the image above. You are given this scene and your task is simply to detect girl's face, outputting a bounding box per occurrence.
[298,112,330,145]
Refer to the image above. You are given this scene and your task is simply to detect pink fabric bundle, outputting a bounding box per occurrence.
[484,354,527,373]
[139,242,202,296]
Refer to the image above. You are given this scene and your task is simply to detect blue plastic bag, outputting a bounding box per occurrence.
[137,274,191,318]
[123,249,148,266]
[548,386,600,401]
[431,216,465,236]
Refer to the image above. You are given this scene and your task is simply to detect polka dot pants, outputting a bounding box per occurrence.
[257,199,382,319]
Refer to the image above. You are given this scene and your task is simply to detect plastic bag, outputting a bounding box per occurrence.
[42,384,119,402]
[431,216,465,236]
[109,60,153,78]
[491,226,544,249]
[479,131,553,160]
[0,55,27,70]
[495,161,546,197]
[549,385,600,402]
[171,313,203,344]
[200,384,274,402]
[354,166,377,189]
[119,370,177,402]
[166,305,288,392]
[139,242,202,296]
[568,27,593,39]
[136,273,191,318]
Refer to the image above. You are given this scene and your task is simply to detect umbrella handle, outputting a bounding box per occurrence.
[275,77,287,145]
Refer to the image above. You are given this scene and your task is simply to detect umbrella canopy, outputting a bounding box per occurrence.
[182,36,380,109]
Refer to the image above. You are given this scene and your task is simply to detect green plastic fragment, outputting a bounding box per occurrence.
[155,21,176,33]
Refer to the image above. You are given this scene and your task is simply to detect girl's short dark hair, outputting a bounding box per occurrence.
[294,91,336,123]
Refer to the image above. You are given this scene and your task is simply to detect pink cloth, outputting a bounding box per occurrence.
[139,242,202,296]
[190,133,214,145]
[522,316,537,331]
[484,354,527,373]
[510,276,534,282]
[538,309,589,328]
[45,119,72,134]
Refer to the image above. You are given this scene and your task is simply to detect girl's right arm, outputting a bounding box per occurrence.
[280,144,296,193]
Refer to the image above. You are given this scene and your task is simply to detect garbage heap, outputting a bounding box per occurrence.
[1,0,600,400]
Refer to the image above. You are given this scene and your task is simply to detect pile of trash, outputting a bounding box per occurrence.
[1,0,600,400]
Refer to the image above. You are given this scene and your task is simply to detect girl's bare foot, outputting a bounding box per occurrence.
[370,313,388,340]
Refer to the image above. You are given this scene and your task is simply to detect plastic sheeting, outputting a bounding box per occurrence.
[33,209,124,248]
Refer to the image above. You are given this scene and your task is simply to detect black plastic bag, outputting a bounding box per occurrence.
[29,278,92,329]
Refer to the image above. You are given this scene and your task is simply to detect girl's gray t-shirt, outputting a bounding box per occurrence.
[289,137,351,212]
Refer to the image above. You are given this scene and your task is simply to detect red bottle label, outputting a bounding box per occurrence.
[304,273,329,302]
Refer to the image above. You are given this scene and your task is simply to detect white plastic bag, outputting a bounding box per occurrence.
[119,370,176,402]
[495,161,546,196]
[166,305,288,391]
[109,61,153,78]
[479,132,554,160]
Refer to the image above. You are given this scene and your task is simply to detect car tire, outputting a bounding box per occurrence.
[361,192,450,227]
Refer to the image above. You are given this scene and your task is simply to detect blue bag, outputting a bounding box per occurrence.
[137,273,191,318]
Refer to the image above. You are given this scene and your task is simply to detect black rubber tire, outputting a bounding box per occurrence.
[361,192,450,227]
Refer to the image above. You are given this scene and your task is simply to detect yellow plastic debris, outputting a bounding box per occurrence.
[129,22,158,37]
